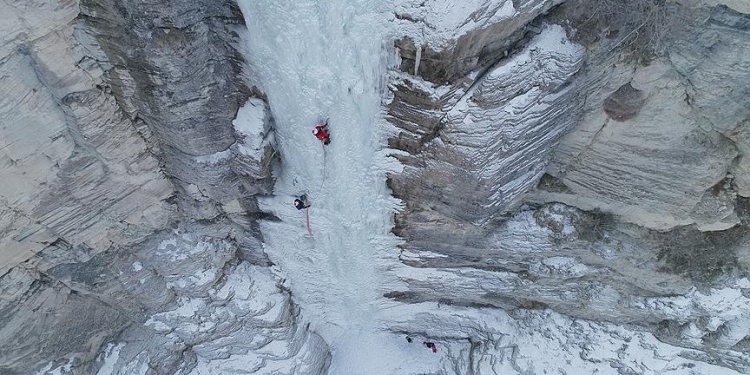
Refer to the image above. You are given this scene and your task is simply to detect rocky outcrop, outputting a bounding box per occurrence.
[602,82,645,121]
[672,6,750,198]
[393,201,750,372]
[0,266,132,373]
[0,0,177,369]
[702,0,750,14]
[19,224,329,375]
[388,7,586,255]
[385,1,750,371]
[77,0,277,220]
[0,0,173,278]
[540,5,750,231]
[3,0,749,373]
[0,1,288,373]
[393,0,563,83]
[385,303,750,375]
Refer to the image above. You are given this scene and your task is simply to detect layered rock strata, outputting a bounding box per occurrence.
[2,0,750,373]
[0,1,296,373]
[0,0,172,280]
[542,4,750,231]
[77,0,276,220]
[388,0,582,254]
[386,1,750,371]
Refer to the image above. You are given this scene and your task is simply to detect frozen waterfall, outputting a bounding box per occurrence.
[236,0,413,372]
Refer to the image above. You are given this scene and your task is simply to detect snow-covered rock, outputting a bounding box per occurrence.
[541,6,750,230]
[78,0,277,219]
[0,0,281,373]
[386,304,750,375]
[385,2,750,373]
[392,0,563,83]
[388,25,585,256]
[32,228,328,375]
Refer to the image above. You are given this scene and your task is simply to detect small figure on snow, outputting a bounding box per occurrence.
[312,120,331,145]
[423,341,437,353]
[405,336,413,343]
[293,194,310,210]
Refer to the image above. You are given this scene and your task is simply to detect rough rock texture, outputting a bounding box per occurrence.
[0,1,289,373]
[540,5,750,231]
[602,82,645,121]
[77,0,276,220]
[389,212,750,372]
[1,6,174,369]
[671,6,750,198]
[702,0,750,14]
[26,225,330,375]
[386,1,750,372]
[0,0,173,278]
[388,1,586,257]
[386,303,750,375]
[3,0,750,373]
[0,267,131,372]
[393,0,563,83]
[394,203,750,368]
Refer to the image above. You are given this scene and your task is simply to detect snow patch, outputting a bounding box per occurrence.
[34,358,75,375]
[95,343,124,375]
[383,304,748,375]
[233,98,271,160]
[393,0,517,48]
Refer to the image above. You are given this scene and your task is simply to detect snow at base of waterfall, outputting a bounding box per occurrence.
[35,222,750,375]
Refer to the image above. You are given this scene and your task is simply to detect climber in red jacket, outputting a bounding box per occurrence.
[312,120,331,145]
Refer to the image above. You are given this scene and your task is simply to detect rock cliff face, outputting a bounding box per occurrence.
[542,5,750,232]
[0,0,173,280]
[77,0,275,219]
[1,1,175,367]
[388,0,577,254]
[389,24,585,255]
[0,1,316,374]
[386,0,750,372]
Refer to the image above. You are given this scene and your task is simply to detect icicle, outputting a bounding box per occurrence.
[414,44,422,76]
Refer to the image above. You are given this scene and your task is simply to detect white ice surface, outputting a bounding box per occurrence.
[95,343,124,375]
[33,359,74,375]
[237,0,407,373]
